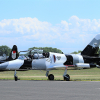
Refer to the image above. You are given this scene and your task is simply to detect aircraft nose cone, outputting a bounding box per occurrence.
[0,62,9,69]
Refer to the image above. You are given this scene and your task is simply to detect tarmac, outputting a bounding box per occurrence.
[0,80,100,100]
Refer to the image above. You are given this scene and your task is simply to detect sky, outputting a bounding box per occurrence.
[0,0,100,53]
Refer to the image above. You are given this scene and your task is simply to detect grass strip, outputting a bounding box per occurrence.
[0,68,100,81]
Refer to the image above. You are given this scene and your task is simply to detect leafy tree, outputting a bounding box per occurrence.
[71,50,82,54]
[28,47,62,53]
[71,51,78,54]
[78,50,82,53]
[0,45,11,56]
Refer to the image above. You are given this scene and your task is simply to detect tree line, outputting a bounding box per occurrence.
[28,47,62,53]
[0,45,62,56]
[0,45,11,56]
[1,45,100,56]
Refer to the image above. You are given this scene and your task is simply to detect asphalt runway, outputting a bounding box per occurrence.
[0,80,100,100]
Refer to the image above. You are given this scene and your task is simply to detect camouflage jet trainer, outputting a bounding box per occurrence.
[0,34,100,81]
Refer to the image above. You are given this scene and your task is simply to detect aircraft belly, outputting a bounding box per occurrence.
[32,59,46,70]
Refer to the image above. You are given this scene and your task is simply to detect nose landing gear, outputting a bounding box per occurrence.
[14,70,18,81]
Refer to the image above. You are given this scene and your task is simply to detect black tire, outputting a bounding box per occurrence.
[15,76,18,81]
[64,74,70,81]
[48,74,54,80]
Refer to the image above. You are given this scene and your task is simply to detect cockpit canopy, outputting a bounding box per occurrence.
[18,49,49,60]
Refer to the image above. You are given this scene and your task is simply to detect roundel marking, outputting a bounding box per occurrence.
[13,51,16,53]
[12,50,16,59]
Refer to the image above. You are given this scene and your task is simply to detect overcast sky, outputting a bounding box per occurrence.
[0,0,100,53]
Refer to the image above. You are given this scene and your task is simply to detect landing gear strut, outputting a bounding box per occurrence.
[14,70,18,81]
[63,67,70,81]
[46,67,70,81]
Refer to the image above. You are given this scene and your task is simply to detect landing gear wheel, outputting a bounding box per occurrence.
[14,76,18,81]
[64,74,70,81]
[48,74,54,80]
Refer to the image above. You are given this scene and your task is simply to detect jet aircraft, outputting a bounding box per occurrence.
[0,34,100,81]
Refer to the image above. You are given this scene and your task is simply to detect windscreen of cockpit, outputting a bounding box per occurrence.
[30,49,45,59]
[18,51,29,60]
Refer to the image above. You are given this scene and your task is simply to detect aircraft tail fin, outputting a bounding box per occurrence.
[7,45,19,61]
[81,34,100,56]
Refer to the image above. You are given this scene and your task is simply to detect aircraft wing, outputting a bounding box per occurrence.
[47,63,91,69]
[47,64,75,69]
[47,65,67,69]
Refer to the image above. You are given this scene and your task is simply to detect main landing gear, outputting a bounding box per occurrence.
[63,67,70,81]
[63,74,70,81]
[14,70,18,81]
[48,74,54,80]
[46,68,70,81]
[46,71,54,80]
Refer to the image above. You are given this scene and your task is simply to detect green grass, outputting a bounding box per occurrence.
[0,68,100,81]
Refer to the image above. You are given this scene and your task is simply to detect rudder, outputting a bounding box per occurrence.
[7,45,19,61]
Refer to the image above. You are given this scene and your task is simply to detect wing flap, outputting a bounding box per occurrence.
[47,65,66,69]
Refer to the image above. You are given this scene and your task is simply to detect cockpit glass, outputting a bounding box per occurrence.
[18,56,27,60]
[19,49,44,59]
